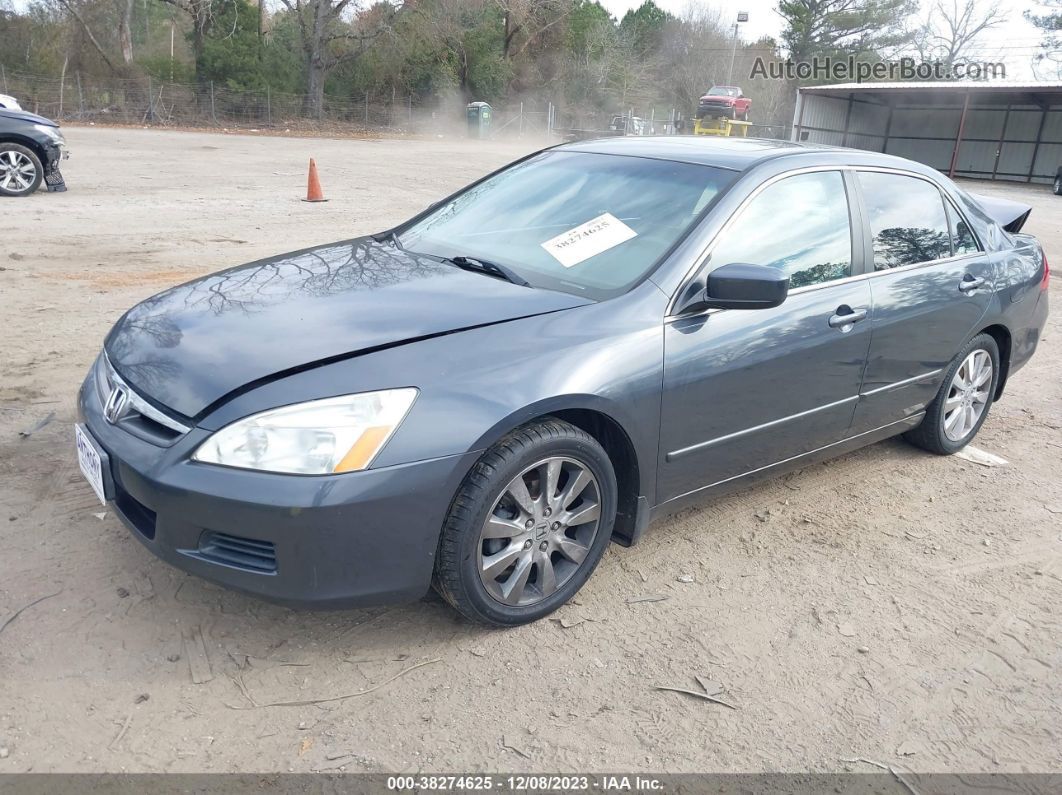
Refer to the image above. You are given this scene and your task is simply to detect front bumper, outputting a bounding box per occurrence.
[44,142,68,192]
[78,370,478,609]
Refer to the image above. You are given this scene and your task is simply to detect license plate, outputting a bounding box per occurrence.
[75,424,107,505]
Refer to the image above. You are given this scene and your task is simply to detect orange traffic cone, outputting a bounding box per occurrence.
[303,158,327,202]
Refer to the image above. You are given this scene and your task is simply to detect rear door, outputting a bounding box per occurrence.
[849,170,993,434]
[658,169,873,503]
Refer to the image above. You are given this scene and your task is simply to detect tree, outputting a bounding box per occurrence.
[495,0,572,61]
[777,0,917,62]
[49,0,137,70]
[617,0,670,55]
[277,0,399,117]
[156,0,218,81]
[911,0,1005,69]
[198,0,263,89]
[1026,0,1061,78]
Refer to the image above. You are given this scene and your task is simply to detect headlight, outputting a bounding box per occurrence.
[192,389,418,475]
[32,123,62,141]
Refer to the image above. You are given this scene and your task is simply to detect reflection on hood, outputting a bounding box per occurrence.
[105,237,592,417]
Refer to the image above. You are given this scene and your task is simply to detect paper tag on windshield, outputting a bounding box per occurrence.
[541,213,637,268]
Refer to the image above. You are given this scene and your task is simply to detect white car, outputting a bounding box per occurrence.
[0,94,22,110]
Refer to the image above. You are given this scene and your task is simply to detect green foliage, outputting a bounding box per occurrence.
[1025,0,1061,74]
[138,54,197,82]
[566,0,612,55]
[196,0,263,89]
[0,0,933,124]
[618,0,672,54]
[778,0,917,64]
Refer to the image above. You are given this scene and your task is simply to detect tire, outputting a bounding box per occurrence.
[904,333,1000,455]
[740,110,749,122]
[433,418,618,627]
[0,143,44,197]
[1053,169,1062,196]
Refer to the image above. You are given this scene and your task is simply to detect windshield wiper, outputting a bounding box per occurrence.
[376,230,404,250]
[444,255,531,287]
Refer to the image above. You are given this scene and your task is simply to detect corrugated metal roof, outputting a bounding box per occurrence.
[801,81,1062,94]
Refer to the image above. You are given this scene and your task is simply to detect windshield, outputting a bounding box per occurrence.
[707,86,739,97]
[397,151,736,299]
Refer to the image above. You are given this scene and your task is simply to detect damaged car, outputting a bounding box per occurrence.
[77,137,1049,626]
[0,105,68,196]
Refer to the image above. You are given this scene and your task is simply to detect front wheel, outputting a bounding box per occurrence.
[433,419,617,626]
[904,333,1000,455]
[0,144,44,197]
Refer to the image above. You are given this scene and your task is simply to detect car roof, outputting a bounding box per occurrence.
[558,135,838,172]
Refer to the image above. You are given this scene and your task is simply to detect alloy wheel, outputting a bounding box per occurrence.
[477,456,601,607]
[943,349,992,442]
[0,150,36,193]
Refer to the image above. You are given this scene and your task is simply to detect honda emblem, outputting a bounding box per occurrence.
[104,385,129,424]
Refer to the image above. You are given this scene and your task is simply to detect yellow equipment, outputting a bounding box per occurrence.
[693,117,752,136]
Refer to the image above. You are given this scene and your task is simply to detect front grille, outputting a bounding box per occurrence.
[196,531,277,574]
[94,354,189,446]
[698,101,733,115]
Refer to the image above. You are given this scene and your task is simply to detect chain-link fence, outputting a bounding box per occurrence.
[0,65,790,141]
[0,67,557,137]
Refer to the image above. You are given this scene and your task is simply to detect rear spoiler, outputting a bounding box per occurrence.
[969,193,1032,233]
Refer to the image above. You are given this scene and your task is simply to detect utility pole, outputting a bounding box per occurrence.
[727,11,748,85]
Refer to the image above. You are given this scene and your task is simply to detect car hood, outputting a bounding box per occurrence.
[699,94,736,103]
[105,237,593,418]
[0,108,57,126]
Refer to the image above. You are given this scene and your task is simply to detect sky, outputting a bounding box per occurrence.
[598,0,1054,80]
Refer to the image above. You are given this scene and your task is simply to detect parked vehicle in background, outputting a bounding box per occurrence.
[0,94,22,110]
[697,86,751,121]
[608,115,652,135]
[0,106,68,196]
[77,137,1049,626]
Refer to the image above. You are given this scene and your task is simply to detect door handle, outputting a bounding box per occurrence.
[828,307,868,329]
[959,275,986,293]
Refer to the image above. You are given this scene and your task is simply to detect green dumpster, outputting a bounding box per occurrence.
[466,102,492,138]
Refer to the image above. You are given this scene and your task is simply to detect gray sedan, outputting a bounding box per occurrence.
[77,136,1050,626]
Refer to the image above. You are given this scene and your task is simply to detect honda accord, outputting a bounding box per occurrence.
[77,136,1049,626]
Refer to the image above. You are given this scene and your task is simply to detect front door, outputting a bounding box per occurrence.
[848,171,994,434]
[658,169,872,503]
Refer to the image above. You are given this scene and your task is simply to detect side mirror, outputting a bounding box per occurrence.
[702,263,789,310]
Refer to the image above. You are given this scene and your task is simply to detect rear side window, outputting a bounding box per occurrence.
[858,172,952,269]
[946,201,980,255]
[709,170,852,289]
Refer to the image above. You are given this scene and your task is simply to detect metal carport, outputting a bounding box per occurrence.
[791,81,1062,184]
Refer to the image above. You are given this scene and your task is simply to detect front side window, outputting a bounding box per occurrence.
[859,172,952,269]
[708,170,852,289]
[398,151,736,300]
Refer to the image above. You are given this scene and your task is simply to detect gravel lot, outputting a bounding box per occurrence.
[0,126,1059,776]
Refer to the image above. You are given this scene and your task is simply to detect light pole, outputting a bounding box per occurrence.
[727,11,748,85]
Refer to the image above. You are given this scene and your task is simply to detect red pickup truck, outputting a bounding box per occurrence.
[696,86,751,121]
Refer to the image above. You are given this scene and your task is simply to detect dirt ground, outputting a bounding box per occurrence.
[0,127,1059,777]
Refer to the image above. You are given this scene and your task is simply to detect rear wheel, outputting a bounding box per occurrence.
[0,143,43,197]
[433,419,617,626]
[904,333,999,455]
